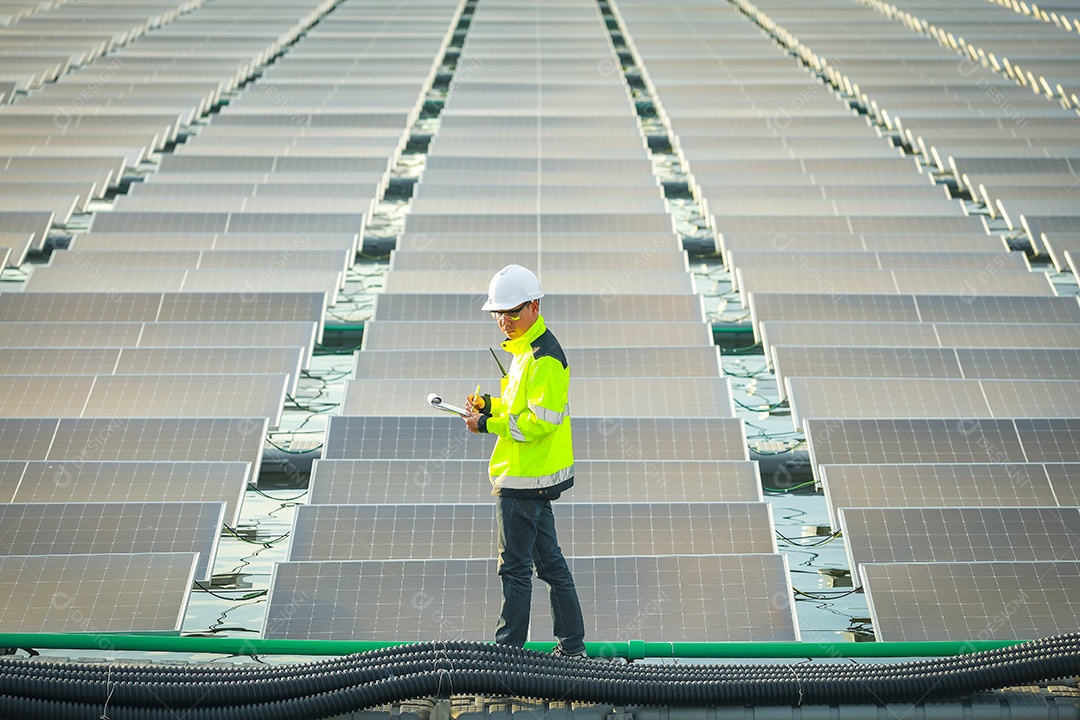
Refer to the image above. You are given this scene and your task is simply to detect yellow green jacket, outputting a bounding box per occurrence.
[478,314,574,498]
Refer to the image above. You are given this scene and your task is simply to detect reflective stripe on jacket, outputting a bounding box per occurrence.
[484,314,574,498]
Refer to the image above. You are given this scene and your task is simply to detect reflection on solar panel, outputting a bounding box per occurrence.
[821,463,1063,528]
[264,554,797,641]
[862,561,1080,641]
[323,416,749,461]
[289,502,775,561]
[342,377,734,418]
[307,459,763,504]
[0,502,225,581]
[789,377,1080,428]
[352,347,721,379]
[4,461,249,524]
[0,553,197,633]
[361,320,712,350]
[840,506,1080,575]
[372,294,705,323]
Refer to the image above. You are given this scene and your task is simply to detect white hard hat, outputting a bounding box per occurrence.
[481,264,544,311]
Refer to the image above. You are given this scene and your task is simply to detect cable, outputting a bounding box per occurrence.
[192,581,268,602]
[285,394,339,413]
[245,483,308,502]
[776,529,842,547]
[732,396,787,412]
[264,437,323,455]
[762,478,816,493]
[793,586,863,601]
[222,524,290,547]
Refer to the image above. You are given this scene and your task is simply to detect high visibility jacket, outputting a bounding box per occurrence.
[479,314,574,498]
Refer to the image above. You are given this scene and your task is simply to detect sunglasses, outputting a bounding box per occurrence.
[489,301,530,321]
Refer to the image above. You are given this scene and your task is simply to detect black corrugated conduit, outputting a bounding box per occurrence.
[1,633,1079,719]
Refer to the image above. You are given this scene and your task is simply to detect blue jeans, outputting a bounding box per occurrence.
[494,496,585,654]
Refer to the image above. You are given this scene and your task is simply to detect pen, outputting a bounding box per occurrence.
[473,383,481,412]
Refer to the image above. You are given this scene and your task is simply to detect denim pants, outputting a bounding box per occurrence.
[494,495,585,653]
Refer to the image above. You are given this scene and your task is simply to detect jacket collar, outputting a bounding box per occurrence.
[501,314,546,356]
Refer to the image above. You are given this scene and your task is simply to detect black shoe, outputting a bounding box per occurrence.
[552,646,587,659]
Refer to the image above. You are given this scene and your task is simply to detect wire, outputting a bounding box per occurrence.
[732,396,787,412]
[222,524,290,547]
[285,393,339,413]
[793,586,863,601]
[762,477,816,493]
[776,529,842,547]
[193,580,268,601]
[246,483,308,502]
[754,439,808,456]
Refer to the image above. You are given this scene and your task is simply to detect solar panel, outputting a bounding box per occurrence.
[263,554,798,641]
[24,267,186,293]
[914,295,1080,324]
[323,416,749,461]
[788,377,1002,429]
[389,248,685,272]
[114,346,305,393]
[136,323,318,363]
[0,501,225,581]
[861,561,1080,641]
[840,506,1080,576]
[761,321,1080,354]
[805,418,1029,474]
[352,347,721,380]
[361,320,713,350]
[0,552,197,634]
[342,377,734,418]
[0,293,162,322]
[289,502,776,561]
[0,376,97,417]
[6,460,249,524]
[1014,419,1080,463]
[0,348,122,376]
[821,459,1066,525]
[307,459,762,504]
[1040,233,1080,271]
[371,294,705,323]
[46,418,267,475]
[0,322,146,349]
[736,267,1054,300]
[772,346,964,390]
[382,270,693,295]
[955,349,1080,380]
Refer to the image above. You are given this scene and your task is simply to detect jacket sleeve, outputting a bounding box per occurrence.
[484,357,569,442]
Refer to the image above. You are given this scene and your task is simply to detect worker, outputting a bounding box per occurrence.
[463,264,587,658]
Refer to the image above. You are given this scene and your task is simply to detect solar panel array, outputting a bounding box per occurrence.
[4,0,1078,648]
[264,0,799,643]
[610,0,1080,643]
[0,0,448,633]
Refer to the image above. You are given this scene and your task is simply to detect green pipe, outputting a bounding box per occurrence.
[0,634,1025,660]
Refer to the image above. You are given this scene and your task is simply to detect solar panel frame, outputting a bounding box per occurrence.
[861,560,1080,642]
[263,554,798,642]
[323,416,749,461]
[288,502,777,561]
[839,506,1080,575]
[0,501,225,581]
[307,458,763,504]
[0,552,197,634]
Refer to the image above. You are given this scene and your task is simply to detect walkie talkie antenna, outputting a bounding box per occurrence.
[489,347,507,377]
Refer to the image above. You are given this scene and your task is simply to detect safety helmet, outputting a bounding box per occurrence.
[481,264,544,311]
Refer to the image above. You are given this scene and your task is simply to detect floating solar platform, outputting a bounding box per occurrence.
[263,554,798,642]
[862,560,1080,642]
[0,460,249,524]
[323,416,749,461]
[288,502,776,561]
[0,552,197,634]
[307,459,763,505]
[0,501,225,581]
[840,506,1080,575]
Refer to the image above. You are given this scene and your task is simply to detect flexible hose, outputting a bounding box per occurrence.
[0,634,1078,719]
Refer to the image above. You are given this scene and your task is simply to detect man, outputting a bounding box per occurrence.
[463,264,587,658]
